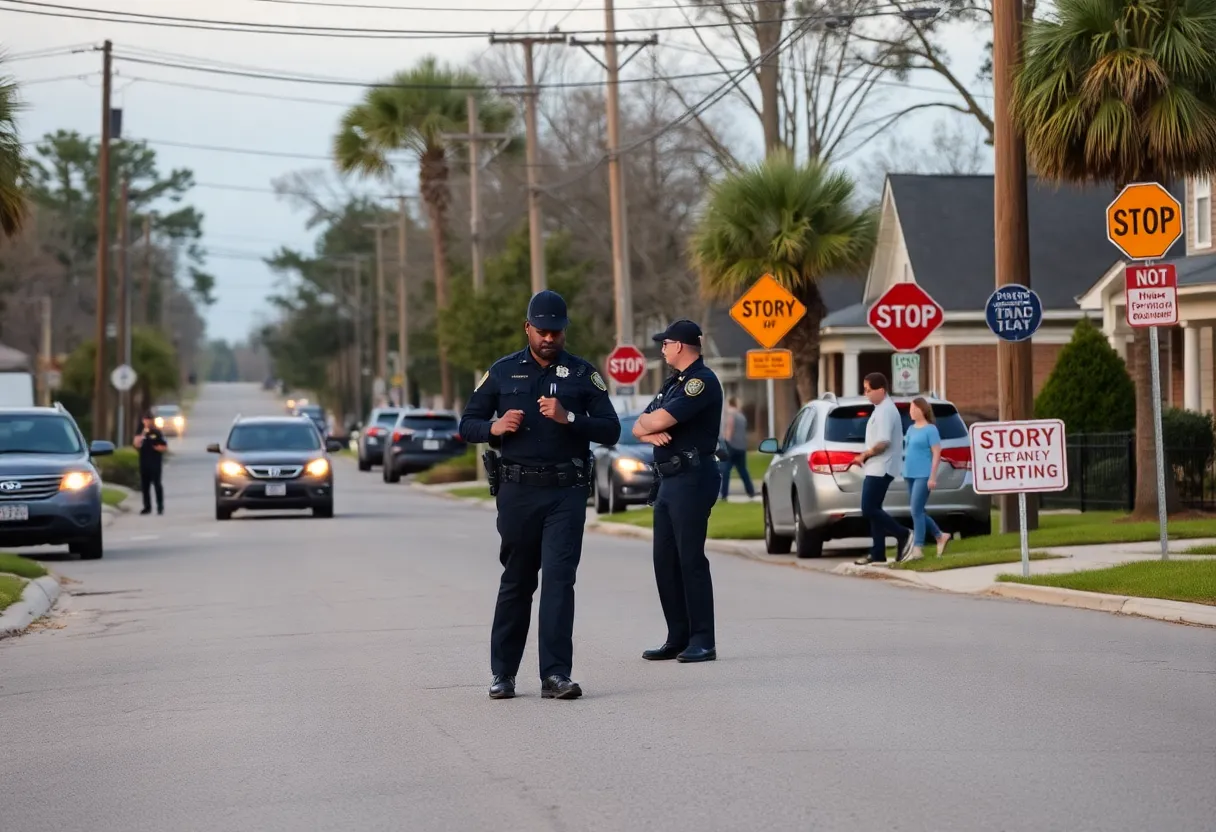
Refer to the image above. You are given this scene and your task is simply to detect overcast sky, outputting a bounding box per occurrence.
[2,0,989,343]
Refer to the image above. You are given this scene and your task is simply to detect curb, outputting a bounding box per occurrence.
[986,583,1216,627]
[0,575,62,639]
[831,562,931,588]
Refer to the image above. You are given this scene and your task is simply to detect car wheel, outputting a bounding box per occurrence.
[358,454,372,472]
[763,490,793,555]
[71,528,104,560]
[593,476,610,514]
[608,474,624,514]
[313,503,334,518]
[216,504,232,521]
[967,515,992,538]
[386,461,401,483]
[792,492,824,558]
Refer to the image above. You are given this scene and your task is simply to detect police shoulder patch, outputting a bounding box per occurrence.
[475,371,489,390]
[591,371,608,391]
[685,377,705,397]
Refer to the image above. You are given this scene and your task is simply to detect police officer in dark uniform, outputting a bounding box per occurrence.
[459,290,621,700]
[134,409,168,515]
[630,320,723,663]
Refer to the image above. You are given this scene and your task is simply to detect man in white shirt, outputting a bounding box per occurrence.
[854,372,913,565]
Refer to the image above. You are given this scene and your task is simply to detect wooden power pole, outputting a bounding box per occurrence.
[116,177,130,445]
[993,0,1037,532]
[396,197,409,407]
[364,219,393,403]
[141,214,152,326]
[92,39,113,441]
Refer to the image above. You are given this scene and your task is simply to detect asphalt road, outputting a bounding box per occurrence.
[2,383,1214,832]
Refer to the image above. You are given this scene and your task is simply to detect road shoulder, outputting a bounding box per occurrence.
[0,575,61,640]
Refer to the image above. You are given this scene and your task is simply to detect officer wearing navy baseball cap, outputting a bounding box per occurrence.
[629,318,723,663]
[460,289,621,700]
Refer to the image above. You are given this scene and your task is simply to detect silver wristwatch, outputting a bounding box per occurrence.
[566,411,576,424]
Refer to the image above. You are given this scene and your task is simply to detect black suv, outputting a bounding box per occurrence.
[208,415,344,520]
[0,405,115,559]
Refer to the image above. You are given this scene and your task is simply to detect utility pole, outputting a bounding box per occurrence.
[40,296,52,407]
[442,94,510,294]
[350,255,368,416]
[571,7,656,353]
[363,219,394,404]
[115,177,130,446]
[396,197,410,408]
[490,31,565,293]
[141,214,151,326]
[91,39,113,442]
[993,0,1037,534]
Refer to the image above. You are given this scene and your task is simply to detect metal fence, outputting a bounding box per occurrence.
[1040,432,1216,512]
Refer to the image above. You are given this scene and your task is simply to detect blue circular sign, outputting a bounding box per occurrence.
[985,284,1043,342]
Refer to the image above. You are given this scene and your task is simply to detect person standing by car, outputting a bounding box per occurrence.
[133,409,168,515]
[903,397,952,561]
[632,319,723,664]
[718,396,755,501]
[854,373,913,565]
[459,289,621,701]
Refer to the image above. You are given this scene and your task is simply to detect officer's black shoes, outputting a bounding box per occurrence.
[488,674,516,699]
[676,646,717,663]
[541,675,583,700]
[642,643,686,661]
[139,508,152,515]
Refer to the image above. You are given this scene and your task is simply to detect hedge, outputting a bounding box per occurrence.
[96,448,142,489]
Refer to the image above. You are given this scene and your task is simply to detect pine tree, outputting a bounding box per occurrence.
[1034,317,1135,434]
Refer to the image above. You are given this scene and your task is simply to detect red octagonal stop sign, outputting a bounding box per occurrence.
[606,344,647,385]
[867,283,945,353]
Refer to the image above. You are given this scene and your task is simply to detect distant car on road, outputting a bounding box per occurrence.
[208,415,344,520]
[0,405,114,559]
[293,403,328,437]
[590,412,655,514]
[151,403,186,437]
[758,393,991,558]
[356,407,401,472]
[381,409,466,483]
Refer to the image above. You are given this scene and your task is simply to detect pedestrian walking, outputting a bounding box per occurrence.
[853,373,913,565]
[903,397,952,561]
[133,409,168,515]
[718,396,755,500]
[459,290,621,701]
[632,319,723,663]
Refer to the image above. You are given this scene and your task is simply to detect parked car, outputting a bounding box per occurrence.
[758,393,991,558]
[381,409,465,483]
[151,403,186,437]
[356,407,402,471]
[0,404,114,559]
[590,413,655,514]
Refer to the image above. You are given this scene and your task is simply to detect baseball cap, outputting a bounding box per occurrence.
[651,319,702,346]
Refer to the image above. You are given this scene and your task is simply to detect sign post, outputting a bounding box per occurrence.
[969,419,1069,576]
[1108,182,1184,560]
[730,275,806,439]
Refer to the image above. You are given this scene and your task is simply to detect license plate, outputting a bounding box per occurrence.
[265,483,287,497]
[423,440,440,450]
[0,504,29,522]
[367,438,379,445]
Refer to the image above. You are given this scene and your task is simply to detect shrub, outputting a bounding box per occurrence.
[96,447,142,489]
[1162,408,1216,483]
[416,447,478,484]
[1034,318,1136,433]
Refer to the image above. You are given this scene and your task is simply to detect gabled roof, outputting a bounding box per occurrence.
[885,174,1187,311]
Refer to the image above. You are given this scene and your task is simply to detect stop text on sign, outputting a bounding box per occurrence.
[1110,205,1176,237]
[968,418,1068,494]
[605,344,647,385]
[1105,181,1183,260]
[871,303,939,329]
[1125,263,1178,328]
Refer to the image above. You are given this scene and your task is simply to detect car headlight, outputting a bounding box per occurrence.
[60,471,95,491]
[219,460,245,478]
[173,416,184,426]
[305,458,329,478]
[615,457,647,473]
[154,416,164,427]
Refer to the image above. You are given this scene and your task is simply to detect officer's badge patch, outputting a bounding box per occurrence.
[685,378,705,397]
[591,371,607,391]
[475,371,489,390]
[556,365,570,378]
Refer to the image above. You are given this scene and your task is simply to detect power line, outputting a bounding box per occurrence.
[1,43,93,61]
[143,138,332,161]
[123,76,353,108]
[240,0,764,12]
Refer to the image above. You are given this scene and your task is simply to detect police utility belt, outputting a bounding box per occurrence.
[490,457,589,489]
[652,450,715,478]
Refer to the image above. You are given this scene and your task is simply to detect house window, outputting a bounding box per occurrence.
[1195,177,1211,248]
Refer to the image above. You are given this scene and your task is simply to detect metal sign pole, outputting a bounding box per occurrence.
[766,378,776,439]
[1019,491,1029,578]
[1149,324,1169,560]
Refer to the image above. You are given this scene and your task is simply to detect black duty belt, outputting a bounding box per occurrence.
[499,461,580,487]
[653,450,716,478]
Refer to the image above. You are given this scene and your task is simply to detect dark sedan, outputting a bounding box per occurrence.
[590,413,655,514]
[382,409,466,483]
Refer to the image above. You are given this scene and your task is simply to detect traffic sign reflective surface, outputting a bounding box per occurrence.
[867,283,944,353]
[985,284,1043,342]
[606,344,646,386]
[745,349,793,379]
[729,274,806,350]
[110,363,138,392]
[1106,182,1183,261]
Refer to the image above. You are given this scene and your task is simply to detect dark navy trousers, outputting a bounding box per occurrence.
[652,466,721,649]
[491,483,587,680]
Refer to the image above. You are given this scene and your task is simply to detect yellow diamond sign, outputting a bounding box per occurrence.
[729,274,806,350]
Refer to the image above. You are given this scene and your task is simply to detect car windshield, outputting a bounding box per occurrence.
[399,415,458,432]
[615,416,644,445]
[373,411,400,426]
[0,414,83,454]
[227,423,322,452]
[153,405,181,416]
[825,402,968,443]
[299,406,324,418]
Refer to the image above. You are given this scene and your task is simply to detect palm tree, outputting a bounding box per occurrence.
[0,56,28,240]
[1012,0,1216,519]
[333,56,515,408]
[690,152,878,402]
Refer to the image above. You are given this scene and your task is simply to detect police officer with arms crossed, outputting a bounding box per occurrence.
[460,290,621,700]
[631,320,722,664]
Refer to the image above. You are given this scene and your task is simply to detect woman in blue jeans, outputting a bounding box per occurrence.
[903,397,951,560]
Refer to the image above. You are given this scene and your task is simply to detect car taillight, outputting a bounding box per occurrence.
[808,450,859,474]
[366,427,381,437]
[454,433,462,442]
[941,447,971,470]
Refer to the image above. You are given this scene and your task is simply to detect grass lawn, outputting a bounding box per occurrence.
[998,559,1216,606]
[0,573,25,612]
[893,550,1063,572]
[1183,544,1216,555]
[101,486,128,508]
[608,502,765,540]
[450,485,491,500]
[0,553,47,579]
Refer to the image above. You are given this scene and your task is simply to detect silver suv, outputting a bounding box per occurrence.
[758,393,991,558]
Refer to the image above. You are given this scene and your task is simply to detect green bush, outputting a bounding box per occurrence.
[96,447,142,489]
[1162,408,1216,483]
[417,446,478,485]
[1034,318,1136,433]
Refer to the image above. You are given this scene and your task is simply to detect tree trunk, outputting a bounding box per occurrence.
[756,0,786,156]
[1131,326,1181,518]
[786,282,827,404]
[420,150,453,409]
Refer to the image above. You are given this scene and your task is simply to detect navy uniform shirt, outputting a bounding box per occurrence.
[644,357,724,464]
[460,347,622,468]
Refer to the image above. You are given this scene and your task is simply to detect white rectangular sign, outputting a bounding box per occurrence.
[891,353,920,395]
[1125,263,1178,328]
[968,419,1069,494]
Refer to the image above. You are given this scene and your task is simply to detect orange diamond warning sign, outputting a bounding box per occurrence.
[729,274,806,350]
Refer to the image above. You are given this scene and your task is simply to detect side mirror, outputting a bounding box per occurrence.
[89,440,115,457]
[758,437,780,454]
[326,439,345,453]
[206,443,222,454]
